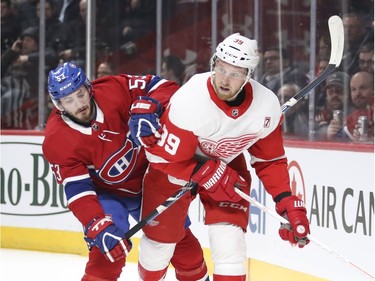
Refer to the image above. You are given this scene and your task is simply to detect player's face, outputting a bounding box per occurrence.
[326,85,344,110]
[59,86,93,122]
[350,73,374,109]
[263,50,280,74]
[213,60,247,101]
[359,52,374,73]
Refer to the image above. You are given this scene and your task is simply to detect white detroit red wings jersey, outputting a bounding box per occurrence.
[42,75,177,225]
[145,72,292,199]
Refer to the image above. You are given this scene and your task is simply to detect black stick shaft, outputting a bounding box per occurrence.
[281,64,336,113]
[124,182,196,239]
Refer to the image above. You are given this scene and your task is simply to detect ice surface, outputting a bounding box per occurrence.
[0,248,179,281]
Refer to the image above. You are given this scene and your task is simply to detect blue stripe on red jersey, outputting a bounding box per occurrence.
[146,76,162,93]
[65,178,95,203]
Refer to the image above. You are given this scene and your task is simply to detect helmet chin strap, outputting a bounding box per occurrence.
[231,71,252,100]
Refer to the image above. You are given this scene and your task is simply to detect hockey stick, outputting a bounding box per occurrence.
[281,15,344,113]
[234,188,374,279]
[124,181,197,239]
[122,16,344,240]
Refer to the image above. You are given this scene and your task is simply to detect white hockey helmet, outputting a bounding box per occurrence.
[212,33,260,75]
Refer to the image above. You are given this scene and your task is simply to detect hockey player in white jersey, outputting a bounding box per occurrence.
[129,33,311,281]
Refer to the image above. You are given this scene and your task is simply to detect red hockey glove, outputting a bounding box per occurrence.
[191,159,246,202]
[129,96,162,147]
[84,215,132,262]
[275,196,310,248]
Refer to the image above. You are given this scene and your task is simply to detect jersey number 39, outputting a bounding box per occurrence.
[157,125,180,155]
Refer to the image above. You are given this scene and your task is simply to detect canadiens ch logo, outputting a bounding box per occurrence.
[98,138,139,184]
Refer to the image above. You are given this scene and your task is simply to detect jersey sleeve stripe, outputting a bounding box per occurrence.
[250,154,286,165]
[67,190,97,205]
[147,77,168,93]
[62,173,91,186]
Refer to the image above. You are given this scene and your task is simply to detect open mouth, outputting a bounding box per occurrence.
[220,85,230,92]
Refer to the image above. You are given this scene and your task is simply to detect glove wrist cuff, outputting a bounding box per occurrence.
[274,191,292,203]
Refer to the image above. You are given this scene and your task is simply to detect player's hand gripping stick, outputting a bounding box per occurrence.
[275,195,310,248]
[84,215,132,262]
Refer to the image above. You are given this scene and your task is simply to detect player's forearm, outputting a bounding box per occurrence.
[64,180,105,226]
[68,195,105,226]
[252,158,292,201]
[146,76,179,110]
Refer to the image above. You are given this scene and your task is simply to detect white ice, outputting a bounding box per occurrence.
[0,248,178,281]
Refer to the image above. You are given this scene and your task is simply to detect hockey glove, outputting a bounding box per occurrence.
[275,195,310,248]
[84,215,132,262]
[129,96,163,147]
[191,159,246,202]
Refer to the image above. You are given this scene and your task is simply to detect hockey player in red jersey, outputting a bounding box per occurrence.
[42,62,209,281]
[129,33,311,280]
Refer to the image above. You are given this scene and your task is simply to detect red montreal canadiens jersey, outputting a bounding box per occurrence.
[43,75,177,224]
[145,72,292,199]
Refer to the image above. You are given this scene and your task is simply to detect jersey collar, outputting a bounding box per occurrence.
[206,78,253,119]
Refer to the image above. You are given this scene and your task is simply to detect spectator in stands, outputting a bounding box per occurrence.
[55,0,80,24]
[327,71,374,142]
[119,0,156,49]
[36,0,66,52]
[58,0,87,66]
[96,61,115,78]
[258,47,309,94]
[358,43,374,74]
[13,0,37,30]
[314,71,352,140]
[59,0,109,67]
[1,0,22,54]
[277,83,309,139]
[161,55,186,85]
[1,26,58,129]
[317,55,329,75]
[341,12,373,75]
[317,32,330,61]
[314,52,331,108]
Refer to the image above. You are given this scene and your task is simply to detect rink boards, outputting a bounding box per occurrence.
[0,132,374,281]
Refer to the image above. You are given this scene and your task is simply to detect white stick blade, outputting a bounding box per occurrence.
[328,15,344,67]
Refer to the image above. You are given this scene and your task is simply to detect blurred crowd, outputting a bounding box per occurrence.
[1,0,374,143]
